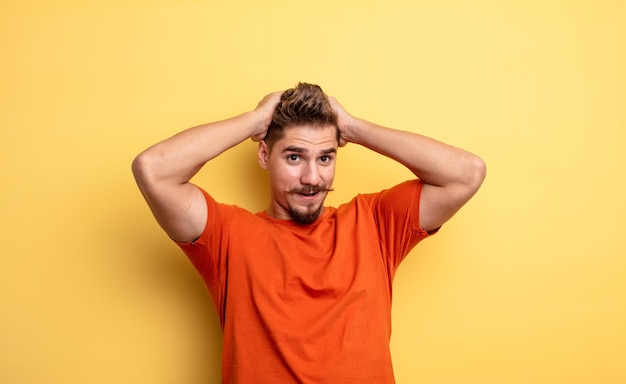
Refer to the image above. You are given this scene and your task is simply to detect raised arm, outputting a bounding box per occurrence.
[330,97,486,233]
[132,92,282,242]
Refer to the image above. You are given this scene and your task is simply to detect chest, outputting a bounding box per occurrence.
[225,216,390,307]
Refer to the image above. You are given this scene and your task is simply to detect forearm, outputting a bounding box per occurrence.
[343,117,485,189]
[133,111,262,187]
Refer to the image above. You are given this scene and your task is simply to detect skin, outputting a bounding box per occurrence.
[132,90,485,243]
[257,124,338,224]
[329,96,486,232]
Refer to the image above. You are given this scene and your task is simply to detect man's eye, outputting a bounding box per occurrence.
[319,155,332,163]
[288,154,300,161]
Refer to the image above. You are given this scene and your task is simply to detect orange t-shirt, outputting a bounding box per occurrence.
[177,180,433,383]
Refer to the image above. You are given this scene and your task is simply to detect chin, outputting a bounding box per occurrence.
[289,205,324,225]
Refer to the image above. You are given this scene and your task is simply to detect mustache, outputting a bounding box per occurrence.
[288,185,334,194]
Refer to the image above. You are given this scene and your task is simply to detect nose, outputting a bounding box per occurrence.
[300,161,321,186]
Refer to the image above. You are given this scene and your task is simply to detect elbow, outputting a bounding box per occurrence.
[131,150,158,189]
[131,152,146,181]
[466,155,486,194]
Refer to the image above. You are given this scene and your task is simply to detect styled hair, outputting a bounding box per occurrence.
[264,82,338,149]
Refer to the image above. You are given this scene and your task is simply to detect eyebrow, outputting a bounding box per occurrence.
[282,146,306,154]
[282,146,337,155]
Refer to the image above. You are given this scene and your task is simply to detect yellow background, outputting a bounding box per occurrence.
[2,0,625,383]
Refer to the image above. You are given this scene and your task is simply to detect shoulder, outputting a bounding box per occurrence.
[340,180,423,209]
[178,187,261,246]
[341,180,429,234]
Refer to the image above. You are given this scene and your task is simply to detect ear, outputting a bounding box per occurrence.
[258,140,269,169]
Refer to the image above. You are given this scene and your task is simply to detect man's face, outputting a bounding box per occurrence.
[258,124,338,224]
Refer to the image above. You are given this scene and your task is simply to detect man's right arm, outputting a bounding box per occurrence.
[131,92,282,242]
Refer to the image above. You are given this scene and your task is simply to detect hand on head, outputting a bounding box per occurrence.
[251,91,283,142]
[328,96,354,147]
[251,87,355,148]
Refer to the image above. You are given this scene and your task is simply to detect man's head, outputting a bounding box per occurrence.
[258,83,339,225]
[263,82,339,151]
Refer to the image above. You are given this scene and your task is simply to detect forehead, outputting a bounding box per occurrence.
[273,124,338,152]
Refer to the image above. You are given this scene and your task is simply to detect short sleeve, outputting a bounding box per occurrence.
[174,188,235,315]
[373,180,436,268]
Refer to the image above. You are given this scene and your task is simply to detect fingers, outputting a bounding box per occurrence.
[250,129,267,142]
[250,91,284,142]
[257,91,283,111]
[254,92,281,123]
[328,96,353,146]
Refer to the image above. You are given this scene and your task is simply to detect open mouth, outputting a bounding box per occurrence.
[290,186,332,199]
[298,191,319,199]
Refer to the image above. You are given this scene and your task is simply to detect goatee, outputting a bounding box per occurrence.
[287,184,333,225]
[289,204,324,225]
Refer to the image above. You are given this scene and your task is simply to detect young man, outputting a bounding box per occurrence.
[132,83,486,383]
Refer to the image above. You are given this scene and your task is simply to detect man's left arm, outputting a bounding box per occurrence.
[330,98,486,233]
